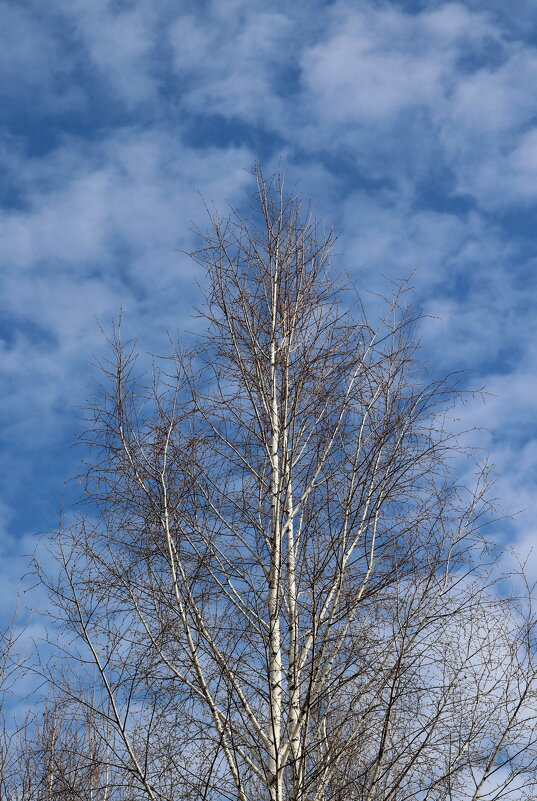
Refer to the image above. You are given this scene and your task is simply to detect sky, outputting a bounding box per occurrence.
[1,0,537,612]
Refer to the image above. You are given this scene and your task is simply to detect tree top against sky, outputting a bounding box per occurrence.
[1,0,537,615]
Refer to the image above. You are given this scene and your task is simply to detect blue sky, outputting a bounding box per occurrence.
[2,0,537,608]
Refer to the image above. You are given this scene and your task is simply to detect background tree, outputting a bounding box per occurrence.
[36,167,537,801]
[2,687,123,801]
[0,614,27,800]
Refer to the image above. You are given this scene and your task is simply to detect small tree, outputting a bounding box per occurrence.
[38,167,537,801]
[0,614,27,800]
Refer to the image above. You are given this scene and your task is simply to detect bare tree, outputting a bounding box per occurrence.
[1,685,127,801]
[0,611,38,801]
[36,167,537,801]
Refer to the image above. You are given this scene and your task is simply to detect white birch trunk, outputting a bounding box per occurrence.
[268,258,283,801]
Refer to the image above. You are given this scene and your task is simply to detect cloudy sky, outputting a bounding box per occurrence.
[1,0,537,606]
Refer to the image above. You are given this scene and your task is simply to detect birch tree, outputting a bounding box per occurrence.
[38,167,537,801]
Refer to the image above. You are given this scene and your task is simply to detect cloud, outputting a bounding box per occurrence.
[440,51,537,208]
[169,3,292,126]
[298,4,492,126]
[0,2,82,113]
[289,2,537,213]
[56,0,160,108]
[301,8,444,124]
[0,126,254,536]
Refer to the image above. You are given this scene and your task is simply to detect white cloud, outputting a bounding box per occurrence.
[0,126,254,482]
[298,3,493,125]
[0,2,82,111]
[58,0,159,107]
[301,9,441,123]
[439,51,537,207]
[337,191,505,300]
[169,3,292,125]
[288,2,537,213]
